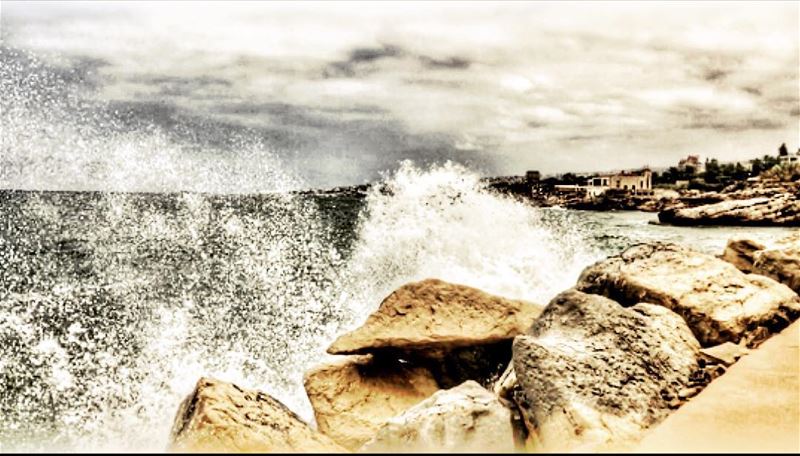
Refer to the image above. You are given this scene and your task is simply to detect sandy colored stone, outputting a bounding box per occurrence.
[327,278,542,355]
[722,237,767,273]
[512,289,701,452]
[303,355,439,450]
[636,321,800,453]
[576,242,800,346]
[169,377,347,453]
[699,341,750,366]
[359,380,516,453]
[658,195,800,226]
[751,231,800,293]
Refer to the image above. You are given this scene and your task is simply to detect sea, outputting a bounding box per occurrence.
[0,169,795,452]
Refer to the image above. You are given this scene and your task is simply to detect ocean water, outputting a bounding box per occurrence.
[1,164,796,452]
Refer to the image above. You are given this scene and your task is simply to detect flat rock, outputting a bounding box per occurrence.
[636,321,800,453]
[327,278,542,355]
[169,377,347,453]
[658,195,800,227]
[512,289,701,452]
[359,380,516,453]
[576,242,800,346]
[303,355,439,450]
[699,342,750,366]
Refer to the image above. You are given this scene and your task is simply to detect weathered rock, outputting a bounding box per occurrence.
[169,377,347,453]
[512,289,701,452]
[303,355,439,450]
[327,278,541,355]
[699,342,750,367]
[576,242,800,346]
[658,194,800,226]
[751,232,800,293]
[359,380,516,453]
[721,237,767,273]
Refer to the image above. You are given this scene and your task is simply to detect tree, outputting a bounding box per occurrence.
[779,143,788,156]
[704,158,721,183]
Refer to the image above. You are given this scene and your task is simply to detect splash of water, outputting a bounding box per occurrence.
[337,160,601,321]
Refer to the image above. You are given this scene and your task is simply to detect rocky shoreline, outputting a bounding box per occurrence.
[166,231,800,453]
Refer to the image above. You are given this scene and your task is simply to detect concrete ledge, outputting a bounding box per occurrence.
[636,321,800,453]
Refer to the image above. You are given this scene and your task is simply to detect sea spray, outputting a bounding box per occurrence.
[336,160,602,322]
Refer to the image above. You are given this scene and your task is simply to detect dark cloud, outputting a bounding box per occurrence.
[323,44,404,78]
[702,68,730,82]
[741,86,762,96]
[323,43,472,79]
[130,74,232,97]
[419,55,471,70]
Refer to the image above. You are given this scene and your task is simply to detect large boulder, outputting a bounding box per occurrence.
[303,355,439,450]
[512,290,701,452]
[169,377,347,453]
[359,380,516,453]
[751,232,800,294]
[327,278,541,355]
[658,195,800,227]
[576,243,800,346]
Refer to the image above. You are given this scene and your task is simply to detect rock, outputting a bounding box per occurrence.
[422,340,512,389]
[327,278,541,355]
[751,232,800,293]
[699,342,750,366]
[303,355,439,450]
[169,377,347,453]
[512,289,701,452]
[658,194,800,227]
[576,242,800,346]
[721,237,767,273]
[359,380,516,453]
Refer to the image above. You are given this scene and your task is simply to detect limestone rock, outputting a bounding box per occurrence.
[327,278,542,355]
[658,195,800,227]
[699,342,750,366]
[359,380,516,453]
[512,289,701,452]
[303,355,439,450]
[751,232,800,293]
[576,242,800,346]
[169,377,347,453]
[721,237,767,273]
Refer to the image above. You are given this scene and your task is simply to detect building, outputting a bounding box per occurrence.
[608,168,652,193]
[779,149,800,165]
[553,167,653,196]
[677,155,705,174]
[525,170,541,184]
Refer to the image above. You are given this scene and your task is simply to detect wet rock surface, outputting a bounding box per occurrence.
[327,278,541,355]
[512,290,701,451]
[169,377,346,453]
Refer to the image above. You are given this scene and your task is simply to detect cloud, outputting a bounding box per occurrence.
[2,0,798,186]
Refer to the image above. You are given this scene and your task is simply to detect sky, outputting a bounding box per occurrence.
[1,0,798,189]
